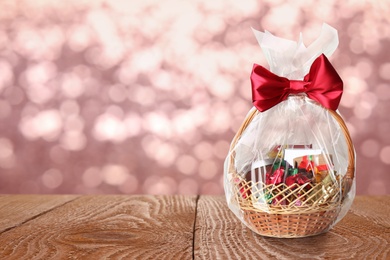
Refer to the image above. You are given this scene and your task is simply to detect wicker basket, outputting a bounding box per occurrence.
[227,107,355,238]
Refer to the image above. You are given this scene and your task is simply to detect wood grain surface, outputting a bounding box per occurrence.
[0,195,78,233]
[0,195,197,259]
[0,195,388,259]
[195,196,389,260]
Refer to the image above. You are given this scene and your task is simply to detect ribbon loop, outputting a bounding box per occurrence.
[251,54,343,112]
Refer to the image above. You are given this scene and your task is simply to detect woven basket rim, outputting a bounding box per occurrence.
[232,172,342,214]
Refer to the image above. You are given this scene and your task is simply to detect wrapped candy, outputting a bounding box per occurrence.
[224,24,356,238]
[285,173,311,188]
[266,167,284,185]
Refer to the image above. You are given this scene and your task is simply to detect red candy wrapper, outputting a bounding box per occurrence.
[285,173,311,188]
[266,168,284,185]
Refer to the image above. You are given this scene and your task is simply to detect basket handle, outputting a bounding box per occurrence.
[229,106,355,194]
[328,109,355,194]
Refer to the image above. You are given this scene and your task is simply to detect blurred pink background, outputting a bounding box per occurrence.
[0,0,389,195]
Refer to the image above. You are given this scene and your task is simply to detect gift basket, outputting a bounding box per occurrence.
[224,24,356,238]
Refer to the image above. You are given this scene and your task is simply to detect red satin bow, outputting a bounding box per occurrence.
[251,54,343,112]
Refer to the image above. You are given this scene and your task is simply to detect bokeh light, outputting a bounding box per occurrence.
[0,0,389,195]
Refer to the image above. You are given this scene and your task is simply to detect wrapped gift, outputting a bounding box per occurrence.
[224,24,356,238]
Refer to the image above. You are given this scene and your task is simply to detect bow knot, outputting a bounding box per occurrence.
[289,80,309,94]
[251,54,343,112]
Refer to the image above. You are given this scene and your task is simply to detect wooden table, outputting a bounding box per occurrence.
[0,195,388,259]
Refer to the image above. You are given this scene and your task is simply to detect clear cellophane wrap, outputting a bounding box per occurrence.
[224,24,356,238]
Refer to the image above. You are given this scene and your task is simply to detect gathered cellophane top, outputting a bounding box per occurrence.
[224,24,356,238]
